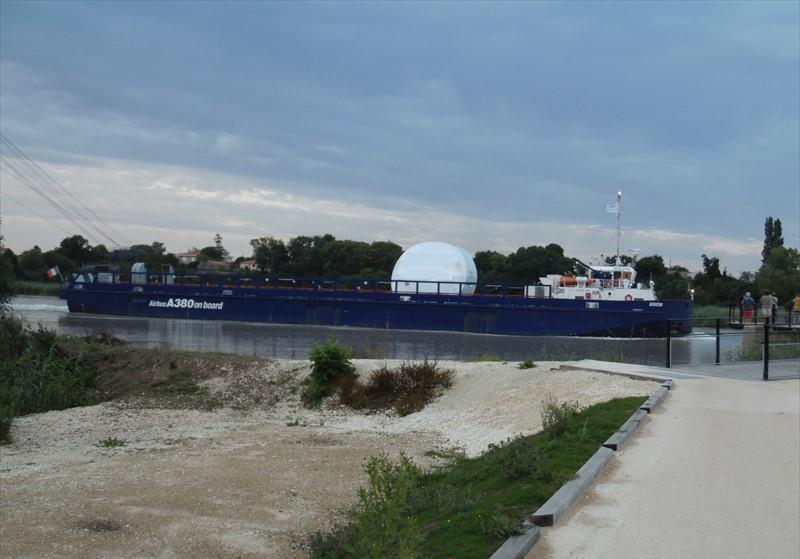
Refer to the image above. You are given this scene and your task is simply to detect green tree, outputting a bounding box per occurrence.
[506,244,572,283]
[367,241,403,277]
[128,242,171,272]
[213,233,230,260]
[43,249,78,277]
[701,254,722,281]
[634,255,667,285]
[756,246,800,305]
[199,246,225,260]
[58,235,91,265]
[250,237,288,274]
[17,246,48,280]
[90,243,109,263]
[0,247,15,306]
[284,234,336,276]
[320,240,371,277]
[762,217,784,263]
[659,266,691,300]
[474,250,509,283]
[604,255,634,265]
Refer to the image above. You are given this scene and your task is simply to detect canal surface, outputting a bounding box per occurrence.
[9,295,744,366]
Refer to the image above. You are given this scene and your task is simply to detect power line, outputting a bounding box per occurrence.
[1,158,106,245]
[1,184,74,237]
[0,134,133,248]
[0,134,125,246]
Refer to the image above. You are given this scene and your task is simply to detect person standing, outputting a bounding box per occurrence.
[792,293,800,325]
[759,291,774,324]
[741,292,755,323]
[770,292,779,324]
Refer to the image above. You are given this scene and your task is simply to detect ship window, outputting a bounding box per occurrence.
[239,278,255,289]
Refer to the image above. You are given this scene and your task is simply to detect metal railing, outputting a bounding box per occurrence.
[665,318,800,381]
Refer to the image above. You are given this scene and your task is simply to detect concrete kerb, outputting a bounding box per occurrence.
[602,409,648,451]
[488,522,541,559]
[640,385,669,413]
[490,378,674,557]
[531,446,615,526]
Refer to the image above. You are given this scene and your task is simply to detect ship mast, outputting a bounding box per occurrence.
[615,191,622,265]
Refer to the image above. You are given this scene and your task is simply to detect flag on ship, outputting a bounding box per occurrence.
[47,265,61,279]
[606,203,619,213]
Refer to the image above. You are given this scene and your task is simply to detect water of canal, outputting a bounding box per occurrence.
[9,295,744,366]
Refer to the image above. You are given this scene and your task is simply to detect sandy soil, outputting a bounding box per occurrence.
[0,359,654,559]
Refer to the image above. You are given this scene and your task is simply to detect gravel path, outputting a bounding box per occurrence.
[0,359,654,559]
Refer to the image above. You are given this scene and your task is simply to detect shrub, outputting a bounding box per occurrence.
[518,359,536,369]
[361,360,453,416]
[97,436,127,448]
[303,339,355,406]
[0,313,100,444]
[311,454,422,558]
[488,437,549,479]
[478,511,523,539]
[540,393,581,438]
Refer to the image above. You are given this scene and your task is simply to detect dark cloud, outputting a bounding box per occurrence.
[1,0,797,266]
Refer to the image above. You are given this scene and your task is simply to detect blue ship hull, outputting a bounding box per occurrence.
[60,274,693,338]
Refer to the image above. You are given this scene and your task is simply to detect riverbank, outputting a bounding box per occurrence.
[0,356,655,559]
[11,280,61,296]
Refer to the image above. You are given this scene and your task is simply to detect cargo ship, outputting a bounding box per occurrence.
[59,241,693,338]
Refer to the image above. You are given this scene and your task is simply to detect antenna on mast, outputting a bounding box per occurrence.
[615,191,622,265]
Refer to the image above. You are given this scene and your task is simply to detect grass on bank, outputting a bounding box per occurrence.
[310,395,647,559]
[0,310,259,444]
[11,280,61,296]
[0,313,105,443]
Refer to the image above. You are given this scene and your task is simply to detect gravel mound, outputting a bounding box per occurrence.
[0,358,654,558]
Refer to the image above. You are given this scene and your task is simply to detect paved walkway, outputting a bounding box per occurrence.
[527,366,800,559]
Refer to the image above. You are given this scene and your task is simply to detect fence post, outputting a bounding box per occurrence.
[763,322,769,381]
[665,319,671,369]
[715,318,721,365]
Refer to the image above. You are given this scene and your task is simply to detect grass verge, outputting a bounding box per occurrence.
[12,281,62,296]
[310,395,647,558]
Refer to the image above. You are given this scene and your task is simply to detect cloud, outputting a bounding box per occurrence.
[1,155,773,275]
[1,2,797,273]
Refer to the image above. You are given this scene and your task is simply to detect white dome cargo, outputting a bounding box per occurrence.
[391,242,477,295]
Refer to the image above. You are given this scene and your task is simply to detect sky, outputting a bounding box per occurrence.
[0,0,798,275]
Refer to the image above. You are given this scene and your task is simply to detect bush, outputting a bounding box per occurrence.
[488,437,549,480]
[359,360,454,416]
[540,394,581,438]
[311,454,422,558]
[0,313,100,444]
[303,339,355,406]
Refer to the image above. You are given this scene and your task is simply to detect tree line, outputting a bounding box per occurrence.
[1,217,797,306]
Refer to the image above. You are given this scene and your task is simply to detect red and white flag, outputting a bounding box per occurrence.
[46,266,60,279]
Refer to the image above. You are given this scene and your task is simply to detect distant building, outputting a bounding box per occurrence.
[238,259,259,271]
[177,249,201,264]
[198,259,229,271]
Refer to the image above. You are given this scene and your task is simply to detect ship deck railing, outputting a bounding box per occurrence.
[68,271,560,300]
